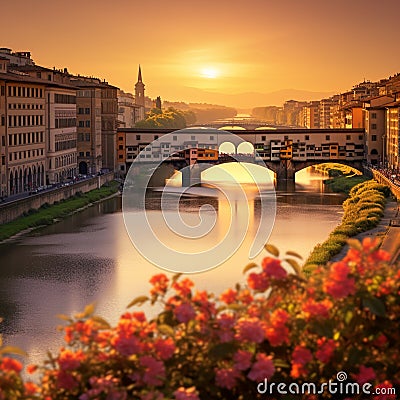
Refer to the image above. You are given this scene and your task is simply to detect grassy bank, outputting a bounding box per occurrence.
[0,181,119,242]
[304,177,390,268]
[314,163,369,194]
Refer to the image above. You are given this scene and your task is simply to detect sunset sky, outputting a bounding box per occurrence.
[1,0,400,108]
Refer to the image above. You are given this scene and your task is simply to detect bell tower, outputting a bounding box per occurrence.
[135,65,145,107]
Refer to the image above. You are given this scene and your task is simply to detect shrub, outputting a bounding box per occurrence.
[1,238,398,399]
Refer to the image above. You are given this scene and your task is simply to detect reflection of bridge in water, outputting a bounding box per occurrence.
[118,127,366,185]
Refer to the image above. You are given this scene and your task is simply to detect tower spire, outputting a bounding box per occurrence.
[138,64,142,82]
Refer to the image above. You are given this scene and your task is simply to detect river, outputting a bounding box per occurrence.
[0,168,345,367]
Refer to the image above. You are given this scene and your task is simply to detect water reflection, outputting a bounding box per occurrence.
[0,168,345,367]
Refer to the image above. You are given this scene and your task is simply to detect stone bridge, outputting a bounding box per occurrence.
[117,127,366,185]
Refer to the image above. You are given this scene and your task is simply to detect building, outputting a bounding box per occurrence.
[302,101,320,128]
[363,96,393,165]
[0,58,47,196]
[386,99,400,171]
[10,64,78,184]
[117,89,144,128]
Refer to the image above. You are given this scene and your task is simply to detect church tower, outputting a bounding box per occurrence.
[135,65,145,107]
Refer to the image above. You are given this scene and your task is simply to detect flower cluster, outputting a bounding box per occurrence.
[0,237,398,399]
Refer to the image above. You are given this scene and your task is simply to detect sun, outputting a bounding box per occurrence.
[201,67,218,79]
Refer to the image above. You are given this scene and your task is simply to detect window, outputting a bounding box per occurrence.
[118,155,123,159]
[85,133,90,141]
[371,124,377,129]
[86,151,90,156]
[191,136,196,140]
[371,135,377,142]
[79,121,85,127]
[78,133,84,141]
[210,135,214,140]
[1,116,4,126]
[78,108,84,114]
[85,120,90,127]
[371,112,377,119]
[173,136,177,141]
[119,145,123,150]
[346,135,351,140]
[85,108,90,114]
[0,86,4,96]
[79,152,84,156]
[136,135,141,140]
[305,135,309,141]
[325,135,330,140]
[358,135,363,140]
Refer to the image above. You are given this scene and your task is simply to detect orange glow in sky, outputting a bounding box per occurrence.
[1,0,400,107]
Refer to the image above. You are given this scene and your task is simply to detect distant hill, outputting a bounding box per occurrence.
[163,101,237,124]
[164,87,335,109]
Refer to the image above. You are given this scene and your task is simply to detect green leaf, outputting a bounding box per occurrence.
[172,273,182,284]
[56,314,72,322]
[157,324,175,337]
[0,346,27,357]
[264,243,279,257]
[362,297,386,317]
[285,251,303,260]
[273,358,290,368]
[157,310,176,327]
[242,262,258,274]
[284,258,302,276]
[84,303,96,317]
[127,296,149,308]
[344,310,353,325]
[209,342,236,360]
[92,315,111,329]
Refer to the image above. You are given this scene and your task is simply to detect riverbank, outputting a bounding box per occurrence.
[331,200,399,262]
[304,176,390,268]
[0,181,120,242]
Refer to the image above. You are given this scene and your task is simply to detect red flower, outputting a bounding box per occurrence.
[235,317,265,343]
[233,349,253,371]
[174,303,196,323]
[262,257,287,280]
[354,365,376,385]
[215,367,240,389]
[315,338,336,363]
[247,353,275,382]
[154,338,176,360]
[220,288,237,304]
[0,357,22,373]
[150,274,169,296]
[58,349,85,371]
[265,309,289,347]
[139,355,165,386]
[302,299,332,320]
[291,346,312,378]
[247,272,269,291]
[323,262,356,299]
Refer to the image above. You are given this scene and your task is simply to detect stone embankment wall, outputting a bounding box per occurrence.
[372,170,400,201]
[0,173,114,225]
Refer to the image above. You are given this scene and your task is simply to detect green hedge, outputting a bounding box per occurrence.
[304,179,388,268]
[0,181,119,242]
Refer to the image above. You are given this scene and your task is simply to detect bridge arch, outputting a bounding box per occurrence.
[237,142,254,155]
[219,141,236,155]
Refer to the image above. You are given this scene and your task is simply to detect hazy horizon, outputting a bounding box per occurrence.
[1,0,399,108]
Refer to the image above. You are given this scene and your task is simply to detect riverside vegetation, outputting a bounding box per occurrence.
[0,238,398,399]
[305,164,391,268]
[0,181,119,242]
